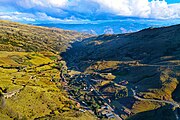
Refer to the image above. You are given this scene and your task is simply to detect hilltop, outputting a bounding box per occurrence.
[62,24,180,120]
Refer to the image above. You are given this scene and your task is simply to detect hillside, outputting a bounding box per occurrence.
[62,24,180,120]
[0,20,179,120]
[0,20,90,53]
[0,20,95,120]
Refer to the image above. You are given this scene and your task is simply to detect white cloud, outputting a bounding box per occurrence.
[91,0,151,18]
[65,0,180,19]
[0,12,64,23]
[93,0,131,15]
[130,0,151,18]
[17,0,68,8]
[0,12,35,22]
[0,11,92,24]
[90,0,180,19]
[0,0,180,21]
[149,0,178,19]
[48,0,68,7]
[17,0,180,19]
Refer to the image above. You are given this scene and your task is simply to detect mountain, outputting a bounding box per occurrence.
[0,20,91,52]
[61,24,180,120]
[0,20,95,120]
[0,19,179,120]
[36,19,180,35]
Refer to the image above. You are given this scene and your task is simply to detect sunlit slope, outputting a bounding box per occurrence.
[0,20,90,52]
[0,20,95,120]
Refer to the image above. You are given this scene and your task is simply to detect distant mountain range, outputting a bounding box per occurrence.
[36,18,180,35]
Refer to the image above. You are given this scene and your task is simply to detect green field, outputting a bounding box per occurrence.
[0,20,95,120]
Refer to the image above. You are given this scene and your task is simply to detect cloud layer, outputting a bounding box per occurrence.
[0,0,180,23]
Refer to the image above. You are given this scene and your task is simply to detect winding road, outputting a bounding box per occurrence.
[3,86,25,99]
[131,89,180,120]
[84,76,123,120]
[131,89,179,108]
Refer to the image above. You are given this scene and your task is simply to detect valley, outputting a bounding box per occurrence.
[61,24,180,120]
[0,20,179,120]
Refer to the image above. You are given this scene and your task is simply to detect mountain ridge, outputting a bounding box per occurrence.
[61,23,180,120]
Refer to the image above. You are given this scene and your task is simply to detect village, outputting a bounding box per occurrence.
[58,63,132,120]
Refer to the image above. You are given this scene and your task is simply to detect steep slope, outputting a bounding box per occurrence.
[0,20,95,120]
[63,24,180,68]
[62,24,180,120]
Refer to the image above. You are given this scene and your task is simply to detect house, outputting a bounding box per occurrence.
[90,88,94,92]
[119,80,128,86]
[106,113,114,117]
[124,108,131,115]
[79,109,86,112]
[108,114,115,119]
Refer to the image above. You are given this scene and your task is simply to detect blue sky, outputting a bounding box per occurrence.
[0,0,180,24]
[150,0,180,4]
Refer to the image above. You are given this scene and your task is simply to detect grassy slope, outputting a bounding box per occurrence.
[0,20,95,120]
[0,20,89,52]
[62,24,180,119]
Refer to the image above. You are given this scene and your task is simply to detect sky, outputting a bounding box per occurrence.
[153,0,179,3]
[0,0,180,24]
